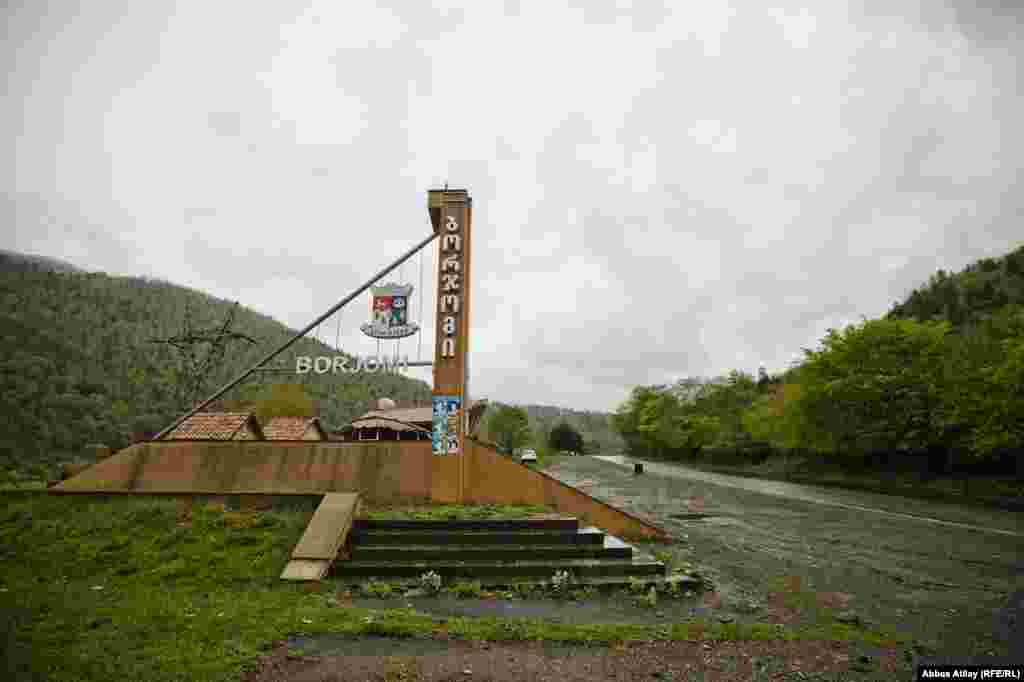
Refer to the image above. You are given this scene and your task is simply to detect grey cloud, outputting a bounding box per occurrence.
[207,112,243,138]
[3,1,1021,413]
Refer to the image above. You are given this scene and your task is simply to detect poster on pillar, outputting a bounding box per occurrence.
[432,396,461,455]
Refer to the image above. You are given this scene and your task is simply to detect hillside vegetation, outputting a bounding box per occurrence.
[612,245,1024,481]
[0,255,430,479]
[478,402,623,454]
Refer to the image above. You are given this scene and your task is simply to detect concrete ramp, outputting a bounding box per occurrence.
[281,493,360,581]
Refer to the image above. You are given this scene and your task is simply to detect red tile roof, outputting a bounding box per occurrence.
[262,416,327,441]
[164,412,263,441]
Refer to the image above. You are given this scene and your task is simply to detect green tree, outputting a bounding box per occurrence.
[548,421,584,452]
[612,385,720,459]
[252,383,316,422]
[797,318,950,458]
[943,305,1024,464]
[487,405,532,454]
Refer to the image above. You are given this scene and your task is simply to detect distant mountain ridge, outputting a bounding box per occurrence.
[0,249,83,274]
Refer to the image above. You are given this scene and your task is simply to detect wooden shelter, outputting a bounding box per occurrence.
[343,405,432,442]
[341,400,488,442]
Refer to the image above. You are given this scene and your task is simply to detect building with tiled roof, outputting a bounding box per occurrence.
[262,416,328,441]
[163,412,264,441]
[340,398,488,442]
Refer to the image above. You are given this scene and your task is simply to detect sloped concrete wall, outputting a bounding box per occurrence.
[463,440,668,542]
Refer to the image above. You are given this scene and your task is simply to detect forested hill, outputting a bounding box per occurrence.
[0,257,431,477]
[0,249,83,274]
[887,244,1024,326]
[480,402,623,453]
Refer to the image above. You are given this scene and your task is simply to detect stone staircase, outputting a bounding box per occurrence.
[331,517,666,585]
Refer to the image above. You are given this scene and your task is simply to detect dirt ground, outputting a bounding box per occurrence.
[241,635,901,681]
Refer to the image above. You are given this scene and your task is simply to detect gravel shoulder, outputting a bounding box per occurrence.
[550,456,1022,660]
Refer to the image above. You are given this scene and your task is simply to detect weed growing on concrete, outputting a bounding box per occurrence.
[569,586,597,601]
[627,576,649,594]
[637,586,658,609]
[550,570,572,593]
[363,581,397,598]
[418,571,442,593]
[509,582,535,599]
[448,581,484,598]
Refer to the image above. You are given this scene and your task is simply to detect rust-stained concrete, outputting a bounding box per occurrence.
[463,440,669,542]
[52,439,669,542]
[53,442,434,502]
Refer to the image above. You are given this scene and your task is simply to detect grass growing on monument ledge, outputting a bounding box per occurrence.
[360,502,552,520]
[0,495,908,681]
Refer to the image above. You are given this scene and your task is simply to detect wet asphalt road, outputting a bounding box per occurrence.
[545,454,1024,658]
[592,455,1023,538]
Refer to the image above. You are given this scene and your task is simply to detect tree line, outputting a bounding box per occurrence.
[612,245,1024,477]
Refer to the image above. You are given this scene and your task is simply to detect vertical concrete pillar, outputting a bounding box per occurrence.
[429,188,472,502]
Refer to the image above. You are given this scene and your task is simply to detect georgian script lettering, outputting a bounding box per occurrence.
[442,254,460,272]
[442,337,455,358]
[440,294,460,314]
[442,233,461,251]
[442,273,460,292]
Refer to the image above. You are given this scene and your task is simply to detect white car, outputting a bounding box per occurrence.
[519,449,538,463]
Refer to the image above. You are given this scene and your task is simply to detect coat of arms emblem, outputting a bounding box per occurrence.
[360,283,420,339]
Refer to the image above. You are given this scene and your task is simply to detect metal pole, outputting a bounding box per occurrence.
[153,231,440,441]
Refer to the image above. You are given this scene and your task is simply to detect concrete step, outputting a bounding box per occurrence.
[332,555,665,581]
[352,518,579,532]
[351,536,632,561]
[350,526,605,547]
[337,573,689,589]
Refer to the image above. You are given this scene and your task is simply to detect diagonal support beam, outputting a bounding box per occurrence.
[153,231,439,441]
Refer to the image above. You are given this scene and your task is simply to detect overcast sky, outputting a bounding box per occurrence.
[3,1,1022,412]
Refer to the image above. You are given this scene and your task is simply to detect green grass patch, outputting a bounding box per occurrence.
[0,494,909,681]
[446,580,484,598]
[361,503,551,521]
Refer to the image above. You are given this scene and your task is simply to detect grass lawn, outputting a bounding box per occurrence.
[1,494,910,681]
